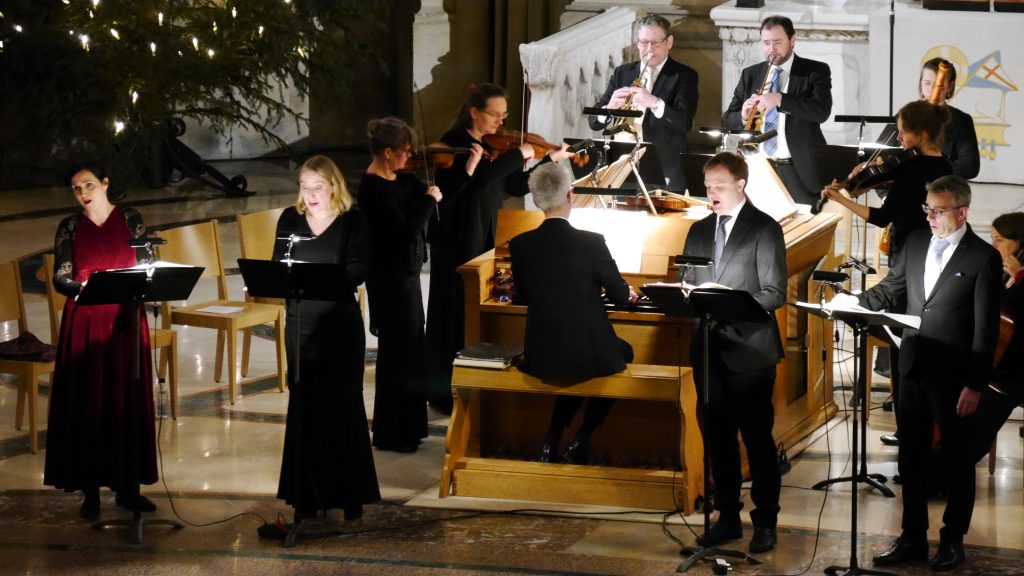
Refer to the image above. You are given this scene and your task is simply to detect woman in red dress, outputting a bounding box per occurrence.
[43,163,157,518]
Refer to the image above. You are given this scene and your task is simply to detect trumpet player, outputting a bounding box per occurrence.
[589,14,699,192]
[723,15,832,206]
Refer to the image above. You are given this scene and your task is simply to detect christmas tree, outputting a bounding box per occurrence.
[0,0,381,187]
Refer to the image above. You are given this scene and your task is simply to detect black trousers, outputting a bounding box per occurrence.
[694,352,781,529]
[897,376,975,544]
[548,338,634,435]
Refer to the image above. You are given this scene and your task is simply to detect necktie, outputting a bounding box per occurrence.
[763,67,782,156]
[714,215,732,274]
[924,237,950,297]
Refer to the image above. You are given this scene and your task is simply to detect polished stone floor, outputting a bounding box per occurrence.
[0,159,1022,575]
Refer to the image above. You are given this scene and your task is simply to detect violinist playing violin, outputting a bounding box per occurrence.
[424,82,574,413]
[589,14,698,192]
[360,117,483,450]
[821,100,953,266]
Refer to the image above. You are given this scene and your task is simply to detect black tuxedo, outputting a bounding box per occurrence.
[589,57,699,191]
[723,54,832,205]
[682,201,787,529]
[510,218,633,435]
[859,226,1002,544]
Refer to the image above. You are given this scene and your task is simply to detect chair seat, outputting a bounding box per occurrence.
[170,299,283,329]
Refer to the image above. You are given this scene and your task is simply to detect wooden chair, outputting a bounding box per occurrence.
[0,259,55,453]
[42,254,183,418]
[236,207,285,379]
[156,220,286,404]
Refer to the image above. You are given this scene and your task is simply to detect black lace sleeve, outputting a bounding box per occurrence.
[123,207,152,264]
[53,213,81,298]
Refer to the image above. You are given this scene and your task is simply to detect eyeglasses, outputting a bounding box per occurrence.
[637,38,668,48]
[482,110,508,120]
[921,204,962,218]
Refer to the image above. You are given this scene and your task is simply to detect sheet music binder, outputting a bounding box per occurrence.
[76,265,203,305]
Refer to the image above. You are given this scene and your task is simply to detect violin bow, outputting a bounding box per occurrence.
[412,82,440,220]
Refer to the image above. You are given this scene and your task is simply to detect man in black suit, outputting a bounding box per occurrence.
[682,152,787,553]
[830,175,1001,572]
[588,14,699,192]
[723,15,832,206]
[509,162,636,464]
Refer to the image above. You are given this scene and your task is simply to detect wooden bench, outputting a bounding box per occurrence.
[441,363,701,514]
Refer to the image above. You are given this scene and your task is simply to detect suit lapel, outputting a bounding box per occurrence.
[652,59,677,99]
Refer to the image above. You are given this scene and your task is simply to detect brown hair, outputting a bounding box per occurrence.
[898,100,951,149]
[367,117,414,156]
[295,155,353,216]
[703,151,749,182]
[452,83,506,131]
[992,212,1024,245]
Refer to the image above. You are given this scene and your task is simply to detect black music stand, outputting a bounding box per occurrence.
[80,264,203,544]
[640,285,765,572]
[798,302,917,576]
[238,257,351,548]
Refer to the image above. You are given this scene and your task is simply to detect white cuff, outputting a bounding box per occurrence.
[651,98,666,119]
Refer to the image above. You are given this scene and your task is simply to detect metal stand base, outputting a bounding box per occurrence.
[93,515,184,545]
[678,544,760,573]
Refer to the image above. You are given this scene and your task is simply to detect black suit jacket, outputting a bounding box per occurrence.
[509,218,631,380]
[683,202,787,372]
[723,54,832,195]
[859,226,1002,390]
[589,57,699,190]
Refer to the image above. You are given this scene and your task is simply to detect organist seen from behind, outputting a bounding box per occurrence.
[508,161,637,465]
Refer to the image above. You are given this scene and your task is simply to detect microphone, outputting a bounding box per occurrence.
[811,270,849,283]
[674,255,713,267]
[127,237,167,248]
[843,257,876,275]
[745,129,778,145]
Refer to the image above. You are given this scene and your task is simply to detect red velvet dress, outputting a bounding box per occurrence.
[43,207,157,492]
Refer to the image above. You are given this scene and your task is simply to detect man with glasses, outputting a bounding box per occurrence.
[830,175,1001,572]
[589,14,699,192]
[723,15,832,206]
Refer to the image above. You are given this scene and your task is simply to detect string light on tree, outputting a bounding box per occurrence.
[131,90,139,105]
[191,36,198,51]
[109,28,119,40]
[231,6,237,18]
[79,33,89,51]
[150,41,156,55]
[158,12,163,26]
[206,48,214,58]
[257,25,264,38]
[113,120,125,134]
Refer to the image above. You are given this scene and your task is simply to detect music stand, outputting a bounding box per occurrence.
[238,257,351,548]
[80,264,203,544]
[798,302,918,576]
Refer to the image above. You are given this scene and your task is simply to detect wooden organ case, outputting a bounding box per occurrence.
[441,208,841,513]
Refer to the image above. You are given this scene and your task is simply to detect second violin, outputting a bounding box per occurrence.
[483,129,589,167]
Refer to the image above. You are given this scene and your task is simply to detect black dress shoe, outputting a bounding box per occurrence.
[561,438,589,464]
[695,519,742,547]
[873,535,928,565]
[930,542,965,572]
[115,493,157,512]
[539,440,561,463]
[749,527,777,553]
[79,495,101,519]
[880,434,899,446]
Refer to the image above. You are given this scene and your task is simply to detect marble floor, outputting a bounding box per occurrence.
[0,159,1022,575]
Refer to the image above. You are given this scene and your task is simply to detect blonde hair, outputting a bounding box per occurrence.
[295,154,353,216]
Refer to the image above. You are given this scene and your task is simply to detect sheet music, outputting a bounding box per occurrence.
[196,305,245,314]
[795,302,921,330]
[569,208,647,273]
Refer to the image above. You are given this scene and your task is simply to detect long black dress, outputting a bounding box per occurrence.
[44,207,157,493]
[272,206,379,513]
[359,172,436,450]
[423,128,537,408]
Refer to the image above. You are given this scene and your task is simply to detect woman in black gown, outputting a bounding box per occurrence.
[272,155,378,521]
[44,163,157,518]
[424,83,571,411]
[359,118,481,452]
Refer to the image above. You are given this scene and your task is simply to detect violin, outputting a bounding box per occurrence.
[616,191,706,213]
[398,145,474,174]
[813,147,919,214]
[482,129,589,167]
